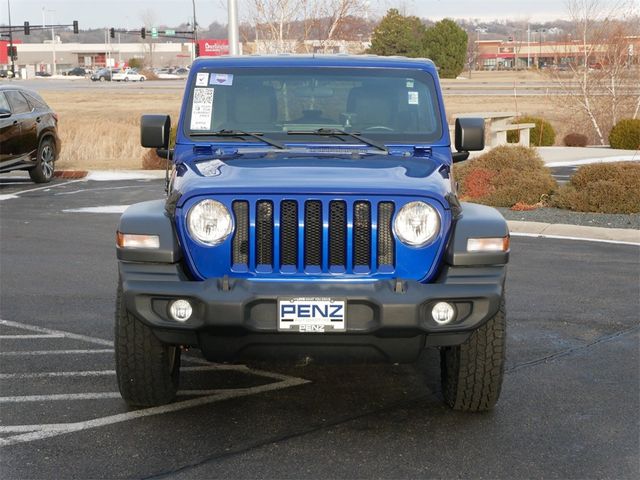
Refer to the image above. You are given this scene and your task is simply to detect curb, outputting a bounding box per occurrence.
[508,221,640,245]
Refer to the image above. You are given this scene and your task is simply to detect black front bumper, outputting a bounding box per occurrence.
[120,262,506,362]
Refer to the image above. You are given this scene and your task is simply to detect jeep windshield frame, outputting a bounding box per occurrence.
[183,67,444,147]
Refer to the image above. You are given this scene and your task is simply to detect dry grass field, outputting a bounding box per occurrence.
[41,88,561,170]
[40,91,181,170]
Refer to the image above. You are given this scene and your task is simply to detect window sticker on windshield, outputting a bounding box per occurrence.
[190,87,214,130]
[209,73,233,86]
[406,79,415,88]
[408,91,419,105]
[195,72,209,86]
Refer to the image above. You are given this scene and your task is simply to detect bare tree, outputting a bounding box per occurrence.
[242,0,369,53]
[548,0,639,144]
[139,9,157,67]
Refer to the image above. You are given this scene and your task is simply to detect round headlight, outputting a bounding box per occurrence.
[393,201,440,247]
[187,199,233,246]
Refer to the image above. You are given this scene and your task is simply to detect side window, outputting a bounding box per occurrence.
[24,93,48,110]
[0,92,10,112]
[5,90,32,114]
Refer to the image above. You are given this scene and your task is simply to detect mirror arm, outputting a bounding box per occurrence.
[452,151,470,163]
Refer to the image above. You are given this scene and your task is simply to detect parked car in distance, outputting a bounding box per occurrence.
[63,67,89,77]
[91,68,116,82]
[112,68,146,82]
[35,71,52,77]
[0,69,15,78]
[0,85,61,183]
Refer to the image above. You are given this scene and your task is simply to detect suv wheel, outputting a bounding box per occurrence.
[440,298,506,412]
[115,280,181,407]
[29,137,56,183]
[99,76,105,82]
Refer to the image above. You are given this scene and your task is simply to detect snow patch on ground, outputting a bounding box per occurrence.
[85,171,166,181]
[62,205,130,214]
[546,155,639,167]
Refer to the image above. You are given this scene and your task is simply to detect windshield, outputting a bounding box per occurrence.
[184,67,443,144]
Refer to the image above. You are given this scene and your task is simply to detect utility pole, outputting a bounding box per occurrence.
[191,0,198,62]
[228,0,239,55]
[7,0,15,77]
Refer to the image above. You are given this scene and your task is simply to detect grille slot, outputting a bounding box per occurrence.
[377,202,395,267]
[256,201,273,266]
[304,201,323,267]
[329,201,347,267]
[231,201,249,265]
[280,200,298,267]
[353,201,371,267]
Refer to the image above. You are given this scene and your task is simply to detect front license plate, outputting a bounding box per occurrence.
[278,297,346,332]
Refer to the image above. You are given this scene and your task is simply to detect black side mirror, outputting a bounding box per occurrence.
[141,114,171,148]
[453,117,485,163]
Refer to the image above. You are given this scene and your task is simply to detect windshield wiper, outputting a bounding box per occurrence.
[190,129,285,150]
[287,128,388,153]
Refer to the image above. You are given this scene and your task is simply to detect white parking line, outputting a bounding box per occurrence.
[0,377,309,447]
[0,319,310,447]
[0,334,65,339]
[0,179,85,201]
[0,365,222,379]
[0,319,112,347]
[0,349,114,356]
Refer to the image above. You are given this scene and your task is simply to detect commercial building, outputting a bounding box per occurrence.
[475,36,640,70]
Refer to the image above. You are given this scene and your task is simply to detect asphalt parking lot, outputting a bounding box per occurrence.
[0,175,638,479]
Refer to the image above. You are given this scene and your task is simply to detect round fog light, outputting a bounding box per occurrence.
[432,302,455,325]
[169,299,192,322]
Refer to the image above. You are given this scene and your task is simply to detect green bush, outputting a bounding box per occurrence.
[455,146,557,207]
[608,119,640,150]
[507,116,556,146]
[553,162,640,213]
[563,133,588,147]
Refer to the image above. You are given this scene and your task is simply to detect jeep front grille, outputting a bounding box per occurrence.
[231,198,396,274]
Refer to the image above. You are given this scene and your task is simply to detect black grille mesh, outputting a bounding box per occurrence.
[329,201,347,266]
[377,202,395,266]
[232,201,249,265]
[353,201,371,267]
[304,201,322,266]
[280,200,298,267]
[256,201,273,266]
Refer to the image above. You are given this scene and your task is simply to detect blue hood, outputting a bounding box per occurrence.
[173,149,453,209]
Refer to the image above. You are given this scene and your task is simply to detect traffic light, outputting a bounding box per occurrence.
[6,45,17,60]
[73,21,79,34]
[24,22,30,35]
[140,28,146,39]
[110,28,115,39]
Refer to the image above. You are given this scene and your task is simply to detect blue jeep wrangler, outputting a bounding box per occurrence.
[115,55,509,411]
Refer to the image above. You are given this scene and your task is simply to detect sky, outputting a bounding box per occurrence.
[2,0,581,30]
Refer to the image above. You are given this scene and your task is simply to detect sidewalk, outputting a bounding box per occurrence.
[508,221,639,245]
[536,146,639,167]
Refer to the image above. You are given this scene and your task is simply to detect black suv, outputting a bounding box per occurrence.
[0,85,61,183]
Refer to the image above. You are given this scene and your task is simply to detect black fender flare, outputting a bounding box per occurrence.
[117,200,182,263]
[445,202,509,266]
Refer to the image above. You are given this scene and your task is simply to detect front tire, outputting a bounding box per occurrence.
[115,281,180,407]
[29,137,56,183]
[440,298,506,412]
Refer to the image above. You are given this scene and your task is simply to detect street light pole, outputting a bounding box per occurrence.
[191,0,198,61]
[7,0,15,77]
[228,0,239,55]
